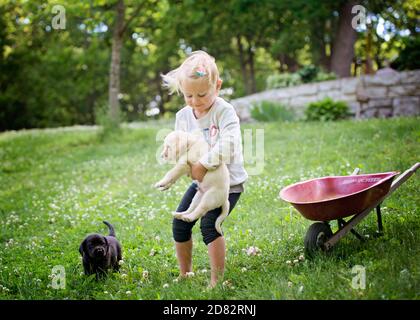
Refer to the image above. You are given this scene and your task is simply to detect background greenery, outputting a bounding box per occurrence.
[1,0,419,130]
[0,118,419,299]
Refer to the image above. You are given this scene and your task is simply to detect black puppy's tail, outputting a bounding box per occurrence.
[103,221,116,237]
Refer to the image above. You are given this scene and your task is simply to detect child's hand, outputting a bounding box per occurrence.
[191,162,207,182]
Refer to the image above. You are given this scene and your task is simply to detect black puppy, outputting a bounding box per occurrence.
[79,221,122,279]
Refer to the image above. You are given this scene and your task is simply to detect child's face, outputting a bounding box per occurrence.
[181,78,222,114]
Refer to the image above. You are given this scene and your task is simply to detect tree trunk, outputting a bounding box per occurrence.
[284,55,299,72]
[330,0,358,78]
[364,21,374,74]
[236,35,251,95]
[246,38,257,94]
[109,0,125,123]
[319,42,331,72]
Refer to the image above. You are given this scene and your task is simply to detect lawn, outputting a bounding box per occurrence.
[0,117,419,300]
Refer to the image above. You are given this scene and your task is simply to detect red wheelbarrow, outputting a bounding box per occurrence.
[279,163,419,256]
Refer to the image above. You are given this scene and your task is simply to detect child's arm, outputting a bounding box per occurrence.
[191,162,207,181]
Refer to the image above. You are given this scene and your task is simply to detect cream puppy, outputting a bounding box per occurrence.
[154,130,230,235]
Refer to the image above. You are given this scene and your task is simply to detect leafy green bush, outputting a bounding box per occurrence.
[266,67,336,90]
[250,100,295,122]
[297,65,319,83]
[266,73,302,89]
[304,98,350,121]
[314,71,337,82]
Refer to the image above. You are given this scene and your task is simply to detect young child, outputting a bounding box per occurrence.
[161,50,248,288]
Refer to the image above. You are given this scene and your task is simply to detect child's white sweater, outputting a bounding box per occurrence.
[175,97,248,192]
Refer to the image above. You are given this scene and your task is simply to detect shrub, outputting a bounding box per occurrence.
[314,71,337,82]
[298,65,319,83]
[266,73,302,89]
[266,67,336,91]
[250,100,295,122]
[304,98,350,121]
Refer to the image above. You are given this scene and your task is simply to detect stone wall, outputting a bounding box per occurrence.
[231,69,420,121]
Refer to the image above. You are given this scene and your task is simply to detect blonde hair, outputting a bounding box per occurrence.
[161,50,220,95]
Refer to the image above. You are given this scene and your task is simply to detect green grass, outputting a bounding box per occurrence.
[0,117,419,300]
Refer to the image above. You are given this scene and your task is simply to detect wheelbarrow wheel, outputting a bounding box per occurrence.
[304,222,333,257]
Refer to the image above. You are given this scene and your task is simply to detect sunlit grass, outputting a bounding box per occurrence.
[0,117,419,299]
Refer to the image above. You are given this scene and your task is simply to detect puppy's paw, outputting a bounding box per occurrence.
[172,211,185,219]
[180,214,194,222]
[154,181,171,191]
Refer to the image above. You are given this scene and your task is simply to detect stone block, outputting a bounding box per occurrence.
[363,71,401,86]
[290,83,318,96]
[340,77,360,94]
[400,70,420,84]
[393,97,420,116]
[361,106,392,118]
[368,98,393,108]
[388,85,418,97]
[273,88,293,99]
[289,96,319,107]
[318,79,341,91]
[364,86,388,98]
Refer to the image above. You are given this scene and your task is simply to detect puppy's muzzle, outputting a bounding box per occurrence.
[94,247,106,257]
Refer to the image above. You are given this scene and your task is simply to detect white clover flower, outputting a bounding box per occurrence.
[118,260,125,265]
[298,254,305,262]
[287,281,293,288]
[185,272,195,277]
[163,283,169,288]
[241,267,247,273]
[286,260,292,265]
[149,249,156,256]
[245,246,261,256]
[199,269,208,274]
[222,280,233,287]
[142,270,149,279]
[293,259,299,264]
[126,291,131,295]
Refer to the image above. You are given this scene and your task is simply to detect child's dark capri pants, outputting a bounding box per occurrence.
[173,183,241,245]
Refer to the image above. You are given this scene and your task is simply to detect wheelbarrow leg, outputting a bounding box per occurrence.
[375,204,383,237]
[337,218,365,241]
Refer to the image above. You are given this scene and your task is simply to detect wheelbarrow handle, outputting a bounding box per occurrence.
[390,162,419,194]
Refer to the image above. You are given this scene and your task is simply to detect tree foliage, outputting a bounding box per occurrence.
[0,0,417,130]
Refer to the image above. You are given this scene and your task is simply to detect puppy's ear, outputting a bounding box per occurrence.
[176,131,189,153]
[187,131,201,147]
[103,236,109,255]
[79,239,87,256]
